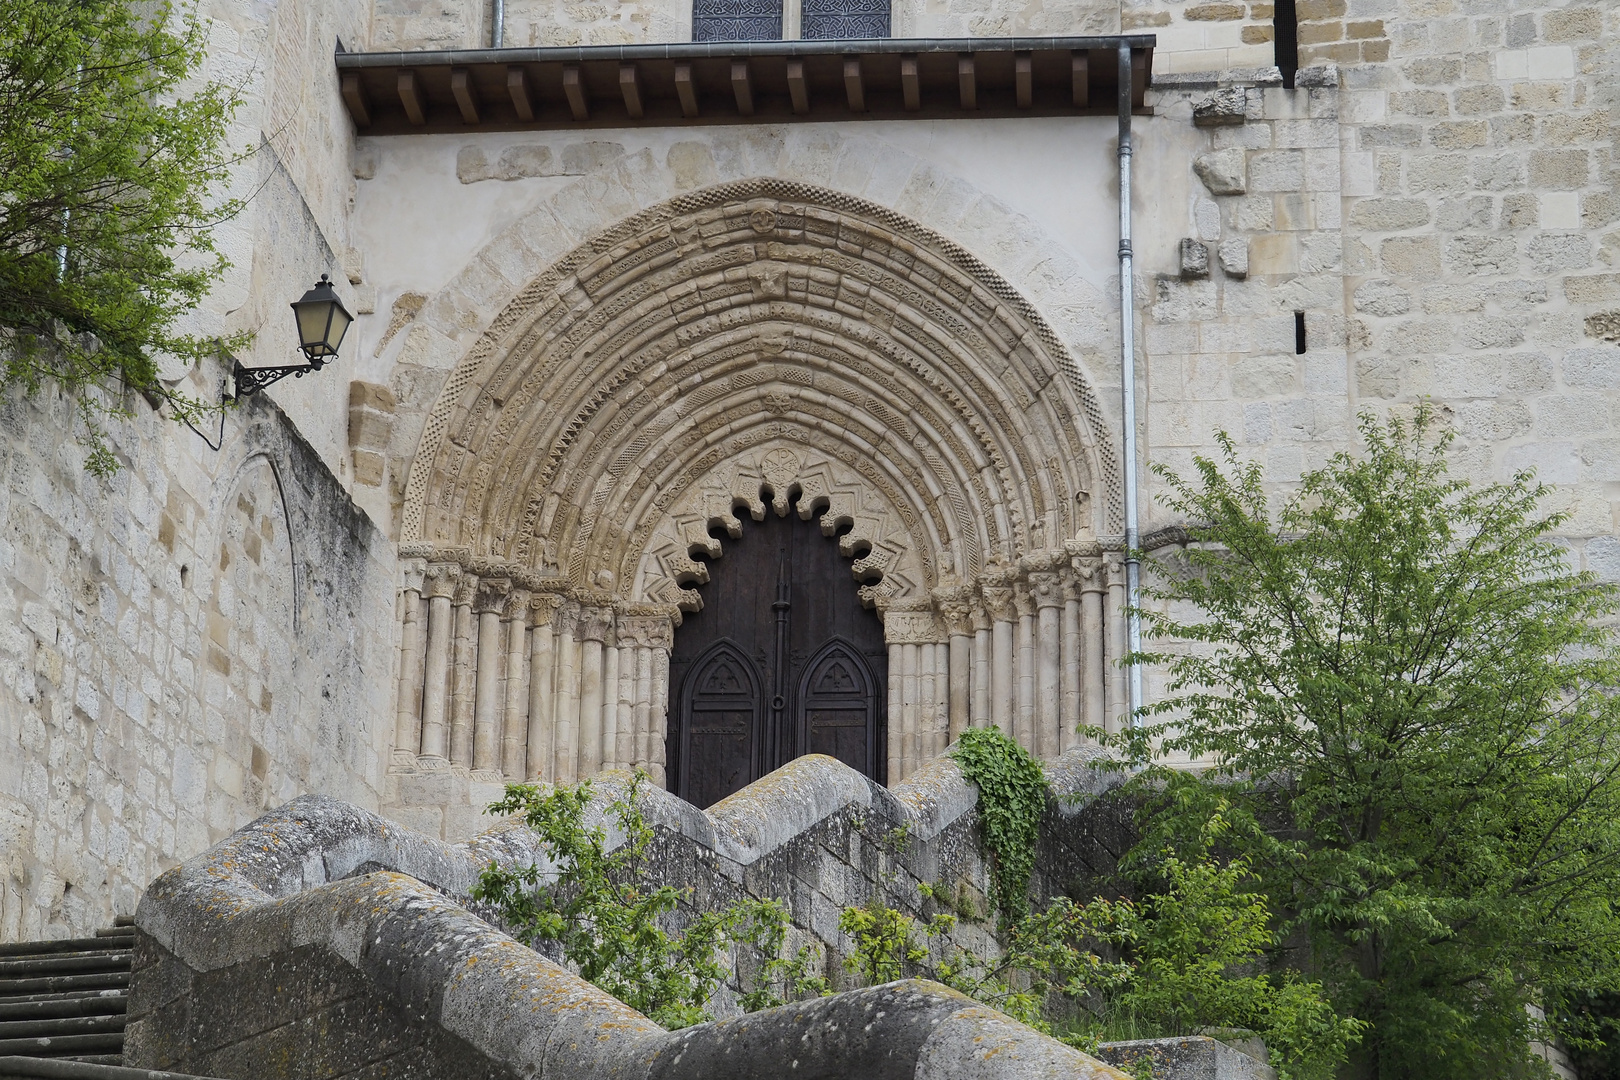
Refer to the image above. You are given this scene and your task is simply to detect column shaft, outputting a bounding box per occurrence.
[1016,610,1036,752]
[473,609,504,772]
[650,648,670,787]
[553,623,581,783]
[1106,566,1127,735]
[891,644,907,781]
[449,597,476,767]
[948,634,972,742]
[1081,583,1106,741]
[991,620,1015,736]
[1036,602,1061,759]
[526,620,555,779]
[634,646,653,770]
[600,641,619,772]
[393,587,424,761]
[420,593,452,759]
[1061,595,1082,753]
[971,626,991,728]
[501,606,529,778]
[578,637,605,778]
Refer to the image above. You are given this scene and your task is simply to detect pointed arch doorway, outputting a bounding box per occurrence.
[668,502,888,808]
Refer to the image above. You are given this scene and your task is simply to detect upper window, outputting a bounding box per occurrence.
[692,0,784,41]
[690,0,891,41]
[801,0,890,39]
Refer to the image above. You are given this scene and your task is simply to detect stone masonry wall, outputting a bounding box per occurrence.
[125,768,1128,1080]
[0,365,396,942]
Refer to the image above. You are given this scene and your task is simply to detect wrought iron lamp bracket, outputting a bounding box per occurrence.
[230,358,326,400]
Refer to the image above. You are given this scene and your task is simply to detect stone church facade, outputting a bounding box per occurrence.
[0,0,1615,941]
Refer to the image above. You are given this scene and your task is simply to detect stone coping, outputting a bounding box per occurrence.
[135,750,1125,1080]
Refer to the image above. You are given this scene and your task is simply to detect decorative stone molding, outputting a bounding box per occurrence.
[401,181,1114,614]
[615,615,675,651]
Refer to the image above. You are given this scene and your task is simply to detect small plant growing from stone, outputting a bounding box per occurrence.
[473,773,825,1027]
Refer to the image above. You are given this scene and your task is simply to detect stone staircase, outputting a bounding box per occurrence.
[0,918,134,1067]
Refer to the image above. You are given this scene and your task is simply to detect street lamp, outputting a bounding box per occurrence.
[231,274,353,398]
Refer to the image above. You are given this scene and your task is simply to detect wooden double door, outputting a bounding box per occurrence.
[667,507,888,808]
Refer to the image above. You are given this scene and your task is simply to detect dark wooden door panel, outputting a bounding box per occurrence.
[668,502,887,807]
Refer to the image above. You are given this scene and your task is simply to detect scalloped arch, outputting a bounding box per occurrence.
[401,178,1119,605]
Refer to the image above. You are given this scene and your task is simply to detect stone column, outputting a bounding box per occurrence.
[418,563,459,763]
[552,602,581,783]
[577,607,610,779]
[1060,571,1083,754]
[1105,554,1127,736]
[600,629,619,772]
[616,642,636,772]
[449,574,478,768]
[526,594,562,779]
[900,643,919,782]
[501,589,531,779]
[472,578,510,775]
[970,606,991,729]
[936,591,973,744]
[932,641,951,760]
[1014,580,1036,753]
[917,641,936,768]
[887,641,903,783]
[650,645,670,787]
[392,559,426,766]
[1030,565,1064,759]
[1076,557,1106,742]
[982,576,1017,737]
[617,613,673,775]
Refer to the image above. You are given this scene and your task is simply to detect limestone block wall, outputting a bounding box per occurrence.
[0,374,396,942]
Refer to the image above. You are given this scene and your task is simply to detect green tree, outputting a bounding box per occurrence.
[1124,408,1620,1077]
[1,0,242,474]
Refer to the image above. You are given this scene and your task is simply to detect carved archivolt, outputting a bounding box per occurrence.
[638,442,924,611]
[401,179,1117,609]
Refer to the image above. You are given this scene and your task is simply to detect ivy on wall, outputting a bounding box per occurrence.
[949,726,1048,925]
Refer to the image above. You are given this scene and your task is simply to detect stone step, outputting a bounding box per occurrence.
[0,959,130,981]
[0,1018,126,1042]
[0,1035,124,1059]
[0,997,126,1024]
[0,975,129,1000]
[0,942,127,961]
[0,1056,220,1080]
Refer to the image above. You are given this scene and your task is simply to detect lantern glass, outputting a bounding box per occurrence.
[290,275,353,361]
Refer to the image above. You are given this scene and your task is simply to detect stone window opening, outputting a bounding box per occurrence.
[692,0,890,42]
[1294,310,1308,355]
[1274,0,1299,88]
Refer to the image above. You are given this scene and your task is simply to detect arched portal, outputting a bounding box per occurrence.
[391,178,1131,799]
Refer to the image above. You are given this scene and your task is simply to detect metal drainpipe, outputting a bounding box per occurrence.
[1116,42,1143,729]
[492,0,505,47]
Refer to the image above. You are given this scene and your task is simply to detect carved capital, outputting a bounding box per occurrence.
[452,574,479,607]
[473,577,512,614]
[578,606,614,644]
[530,591,566,624]
[502,588,532,621]
[884,610,942,645]
[1014,581,1035,618]
[1071,555,1107,593]
[400,557,428,594]
[617,615,675,650]
[1104,554,1127,587]
[554,601,582,637]
[423,562,462,600]
[1028,570,1064,609]
[981,586,1017,623]
[931,585,976,637]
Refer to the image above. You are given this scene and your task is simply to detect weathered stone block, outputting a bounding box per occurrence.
[1180,239,1211,279]
[1194,148,1248,195]
[1248,151,1305,192]
[1528,148,1590,190]
[1348,198,1430,231]
[1194,87,1249,127]
[1219,239,1250,279]
[1446,235,1517,275]
[1380,236,1442,276]
[1098,1036,1275,1080]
